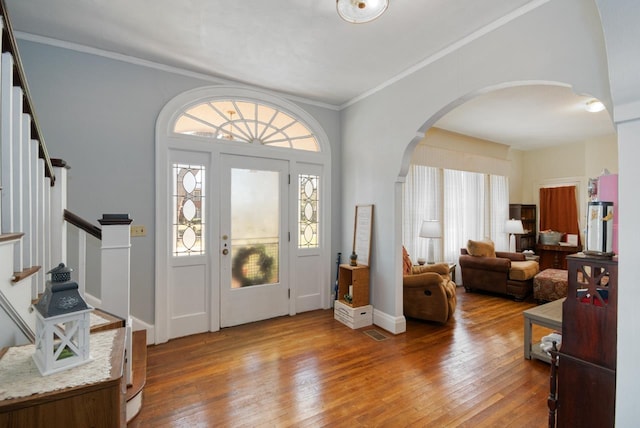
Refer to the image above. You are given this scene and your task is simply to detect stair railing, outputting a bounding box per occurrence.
[0,2,132,387]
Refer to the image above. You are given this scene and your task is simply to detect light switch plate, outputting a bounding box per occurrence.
[131,225,146,237]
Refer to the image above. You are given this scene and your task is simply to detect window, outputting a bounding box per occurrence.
[403,166,509,264]
[173,100,319,152]
[172,163,205,256]
[298,174,320,248]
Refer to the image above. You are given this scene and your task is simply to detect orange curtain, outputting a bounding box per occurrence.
[539,186,580,241]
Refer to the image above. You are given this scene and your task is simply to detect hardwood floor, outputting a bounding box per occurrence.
[130,288,554,427]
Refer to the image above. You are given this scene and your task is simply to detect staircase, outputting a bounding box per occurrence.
[0,1,145,423]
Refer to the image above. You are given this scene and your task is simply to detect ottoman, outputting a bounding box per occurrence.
[533,269,568,302]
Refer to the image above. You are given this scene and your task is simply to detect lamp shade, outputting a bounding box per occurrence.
[337,0,389,23]
[419,220,442,239]
[505,219,525,234]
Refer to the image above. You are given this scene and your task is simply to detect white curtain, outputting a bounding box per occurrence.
[403,167,510,281]
[402,165,440,263]
[490,175,510,251]
[443,169,486,265]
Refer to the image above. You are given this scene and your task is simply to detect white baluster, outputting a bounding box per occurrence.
[1,52,13,236]
[11,87,23,273]
[22,114,33,273]
[50,163,67,265]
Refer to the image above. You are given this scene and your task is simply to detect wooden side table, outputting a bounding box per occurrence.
[448,263,456,283]
[523,298,564,363]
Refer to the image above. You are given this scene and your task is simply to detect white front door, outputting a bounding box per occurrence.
[219,154,290,327]
[156,89,331,344]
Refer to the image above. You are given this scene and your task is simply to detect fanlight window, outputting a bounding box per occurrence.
[174,100,319,152]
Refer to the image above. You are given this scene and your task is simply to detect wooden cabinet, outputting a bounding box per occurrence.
[509,204,536,251]
[337,264,369,307]
[550,254,617,428]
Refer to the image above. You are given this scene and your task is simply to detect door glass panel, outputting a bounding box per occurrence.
[230,168,279,288]
[172,163,205,256]
[298,174,319,248]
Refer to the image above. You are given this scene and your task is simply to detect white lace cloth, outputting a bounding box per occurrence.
[0,329,117,401]
[90,311,111,327]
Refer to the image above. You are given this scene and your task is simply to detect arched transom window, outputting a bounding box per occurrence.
[174,99,319,152]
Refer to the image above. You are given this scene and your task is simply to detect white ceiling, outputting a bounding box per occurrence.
[5,0,615,149]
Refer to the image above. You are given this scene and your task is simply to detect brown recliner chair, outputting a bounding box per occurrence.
[402,247,457,323]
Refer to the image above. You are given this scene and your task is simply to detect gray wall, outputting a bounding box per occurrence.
[18,40,342,325]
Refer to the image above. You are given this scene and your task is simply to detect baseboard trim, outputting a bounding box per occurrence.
[132,317,155,345]
[373,308,406,334]
[84,293,101,309]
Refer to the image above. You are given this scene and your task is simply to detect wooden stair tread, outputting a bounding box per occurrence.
[90,308,126,333]
[127,329,147,401]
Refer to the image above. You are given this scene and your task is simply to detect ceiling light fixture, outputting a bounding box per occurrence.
[337,0,389,24]
[585,99,605,113]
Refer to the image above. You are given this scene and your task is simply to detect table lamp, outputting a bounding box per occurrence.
[419,220,442,264]
[505,219,525,252]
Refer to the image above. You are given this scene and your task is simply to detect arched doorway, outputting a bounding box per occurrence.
[154,86,332,343]
[396,81,616,325]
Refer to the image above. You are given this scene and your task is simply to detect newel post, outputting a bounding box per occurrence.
[98,213,133,384]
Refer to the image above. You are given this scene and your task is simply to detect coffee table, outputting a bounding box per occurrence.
[523,298,564,363]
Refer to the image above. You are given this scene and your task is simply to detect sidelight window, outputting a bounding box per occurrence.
[172,163,206,256]
[298,174,320,248]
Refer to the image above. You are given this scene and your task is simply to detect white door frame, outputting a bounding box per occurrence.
[154,86,332,344]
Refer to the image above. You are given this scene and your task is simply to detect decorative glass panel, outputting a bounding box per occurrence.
[230,168,280,288]
[172,163,205,256]
[574,264,610,307]
[298,174,319,248]
[173,100,319,152]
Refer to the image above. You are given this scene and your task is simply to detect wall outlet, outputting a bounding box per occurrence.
[131,225,146,237]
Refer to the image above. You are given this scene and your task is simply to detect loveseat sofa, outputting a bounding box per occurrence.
[459,240,539,301]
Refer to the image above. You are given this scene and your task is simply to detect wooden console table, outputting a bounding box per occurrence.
[0,328,126,427]
[535,244,581,271]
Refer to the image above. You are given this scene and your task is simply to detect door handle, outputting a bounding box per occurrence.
[222,248,229,255]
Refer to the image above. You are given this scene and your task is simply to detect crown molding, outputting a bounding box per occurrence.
[14,31,341,112]
[340,0,552,109]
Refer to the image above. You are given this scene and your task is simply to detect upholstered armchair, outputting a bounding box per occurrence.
[402,247,457,323]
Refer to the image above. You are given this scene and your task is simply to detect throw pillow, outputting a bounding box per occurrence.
[402,246,413,275]
[467,239,496,257]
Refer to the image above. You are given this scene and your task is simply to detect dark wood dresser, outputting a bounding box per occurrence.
[549,254,617,427]
[535,244,582,271]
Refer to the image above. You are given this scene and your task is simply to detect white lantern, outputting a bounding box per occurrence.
[32,263,94,376]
